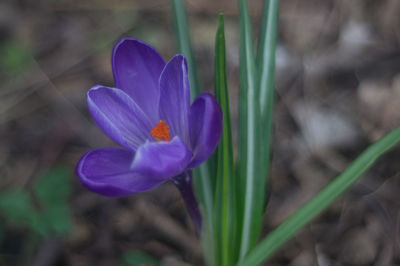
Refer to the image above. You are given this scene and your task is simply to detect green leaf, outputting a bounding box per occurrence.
[33,167,73,236]
[237,0,263,259]
[193,161,215,230]
[0,167,72,237]
[41,204,72,236]
[213,14,237,266]
[120,250,159,266]
[256,0,279,202]
[0,189,48,236]
[171,0,200,100]
[257,0,279,109]
[0,190,36,224]
[0,41,34,74]
[171,0,216,236]
[34,167,71,203]
[238,125,400,266]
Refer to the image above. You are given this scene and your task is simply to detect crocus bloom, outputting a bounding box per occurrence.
[76,38,222,230]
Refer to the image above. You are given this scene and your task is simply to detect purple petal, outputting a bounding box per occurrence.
[76,148,166,197]
[87,85,153,151]
[131,136,193,179]
[188,93,222,168]
[112,38,166,122]
[159,55,191,142]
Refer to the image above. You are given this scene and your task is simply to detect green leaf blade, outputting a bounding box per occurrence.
[213,14,237,266]
[237,0,264,259]
[257,0,279,196]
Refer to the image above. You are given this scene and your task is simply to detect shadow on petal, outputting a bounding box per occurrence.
[77,148,165,197]
[188,93,223,168]
[112,38,165,122]
[159,55,191,142]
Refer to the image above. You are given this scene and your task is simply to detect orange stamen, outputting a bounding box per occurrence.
[150,120,171,142]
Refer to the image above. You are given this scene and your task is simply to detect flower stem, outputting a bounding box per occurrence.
[173,170,202,234]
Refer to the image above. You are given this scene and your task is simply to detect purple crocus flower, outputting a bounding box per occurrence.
[76,38,222,231]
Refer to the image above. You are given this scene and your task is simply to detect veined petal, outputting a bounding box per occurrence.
[87,85,153,151]
[112,38,166,122]
[159,55,191,142]
[188,93,222,168]
[76,148,166,197]
[131,136,193,179]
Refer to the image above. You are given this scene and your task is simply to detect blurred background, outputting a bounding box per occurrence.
[1,0,400,265]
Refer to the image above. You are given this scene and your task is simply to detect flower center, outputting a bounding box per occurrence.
[150,120,171,142]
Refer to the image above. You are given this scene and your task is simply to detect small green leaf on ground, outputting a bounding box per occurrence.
[0,189,36,224]
[120,250,159,266]
[34,167,71,203]
[0,166,73,237]
[34,167,73,236]
[0,41,34,74]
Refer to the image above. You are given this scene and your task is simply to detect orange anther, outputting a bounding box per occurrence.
[150,120,171,142]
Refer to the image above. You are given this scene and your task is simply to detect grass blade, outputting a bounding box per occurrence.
[237,125,400,266]
[256,0,279,212]
[257,0,279,114]
[171,0,200,99]
[237,0,263,259]
[213,14,237,266]
[256,0,279,198]
[170,0,215,232]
